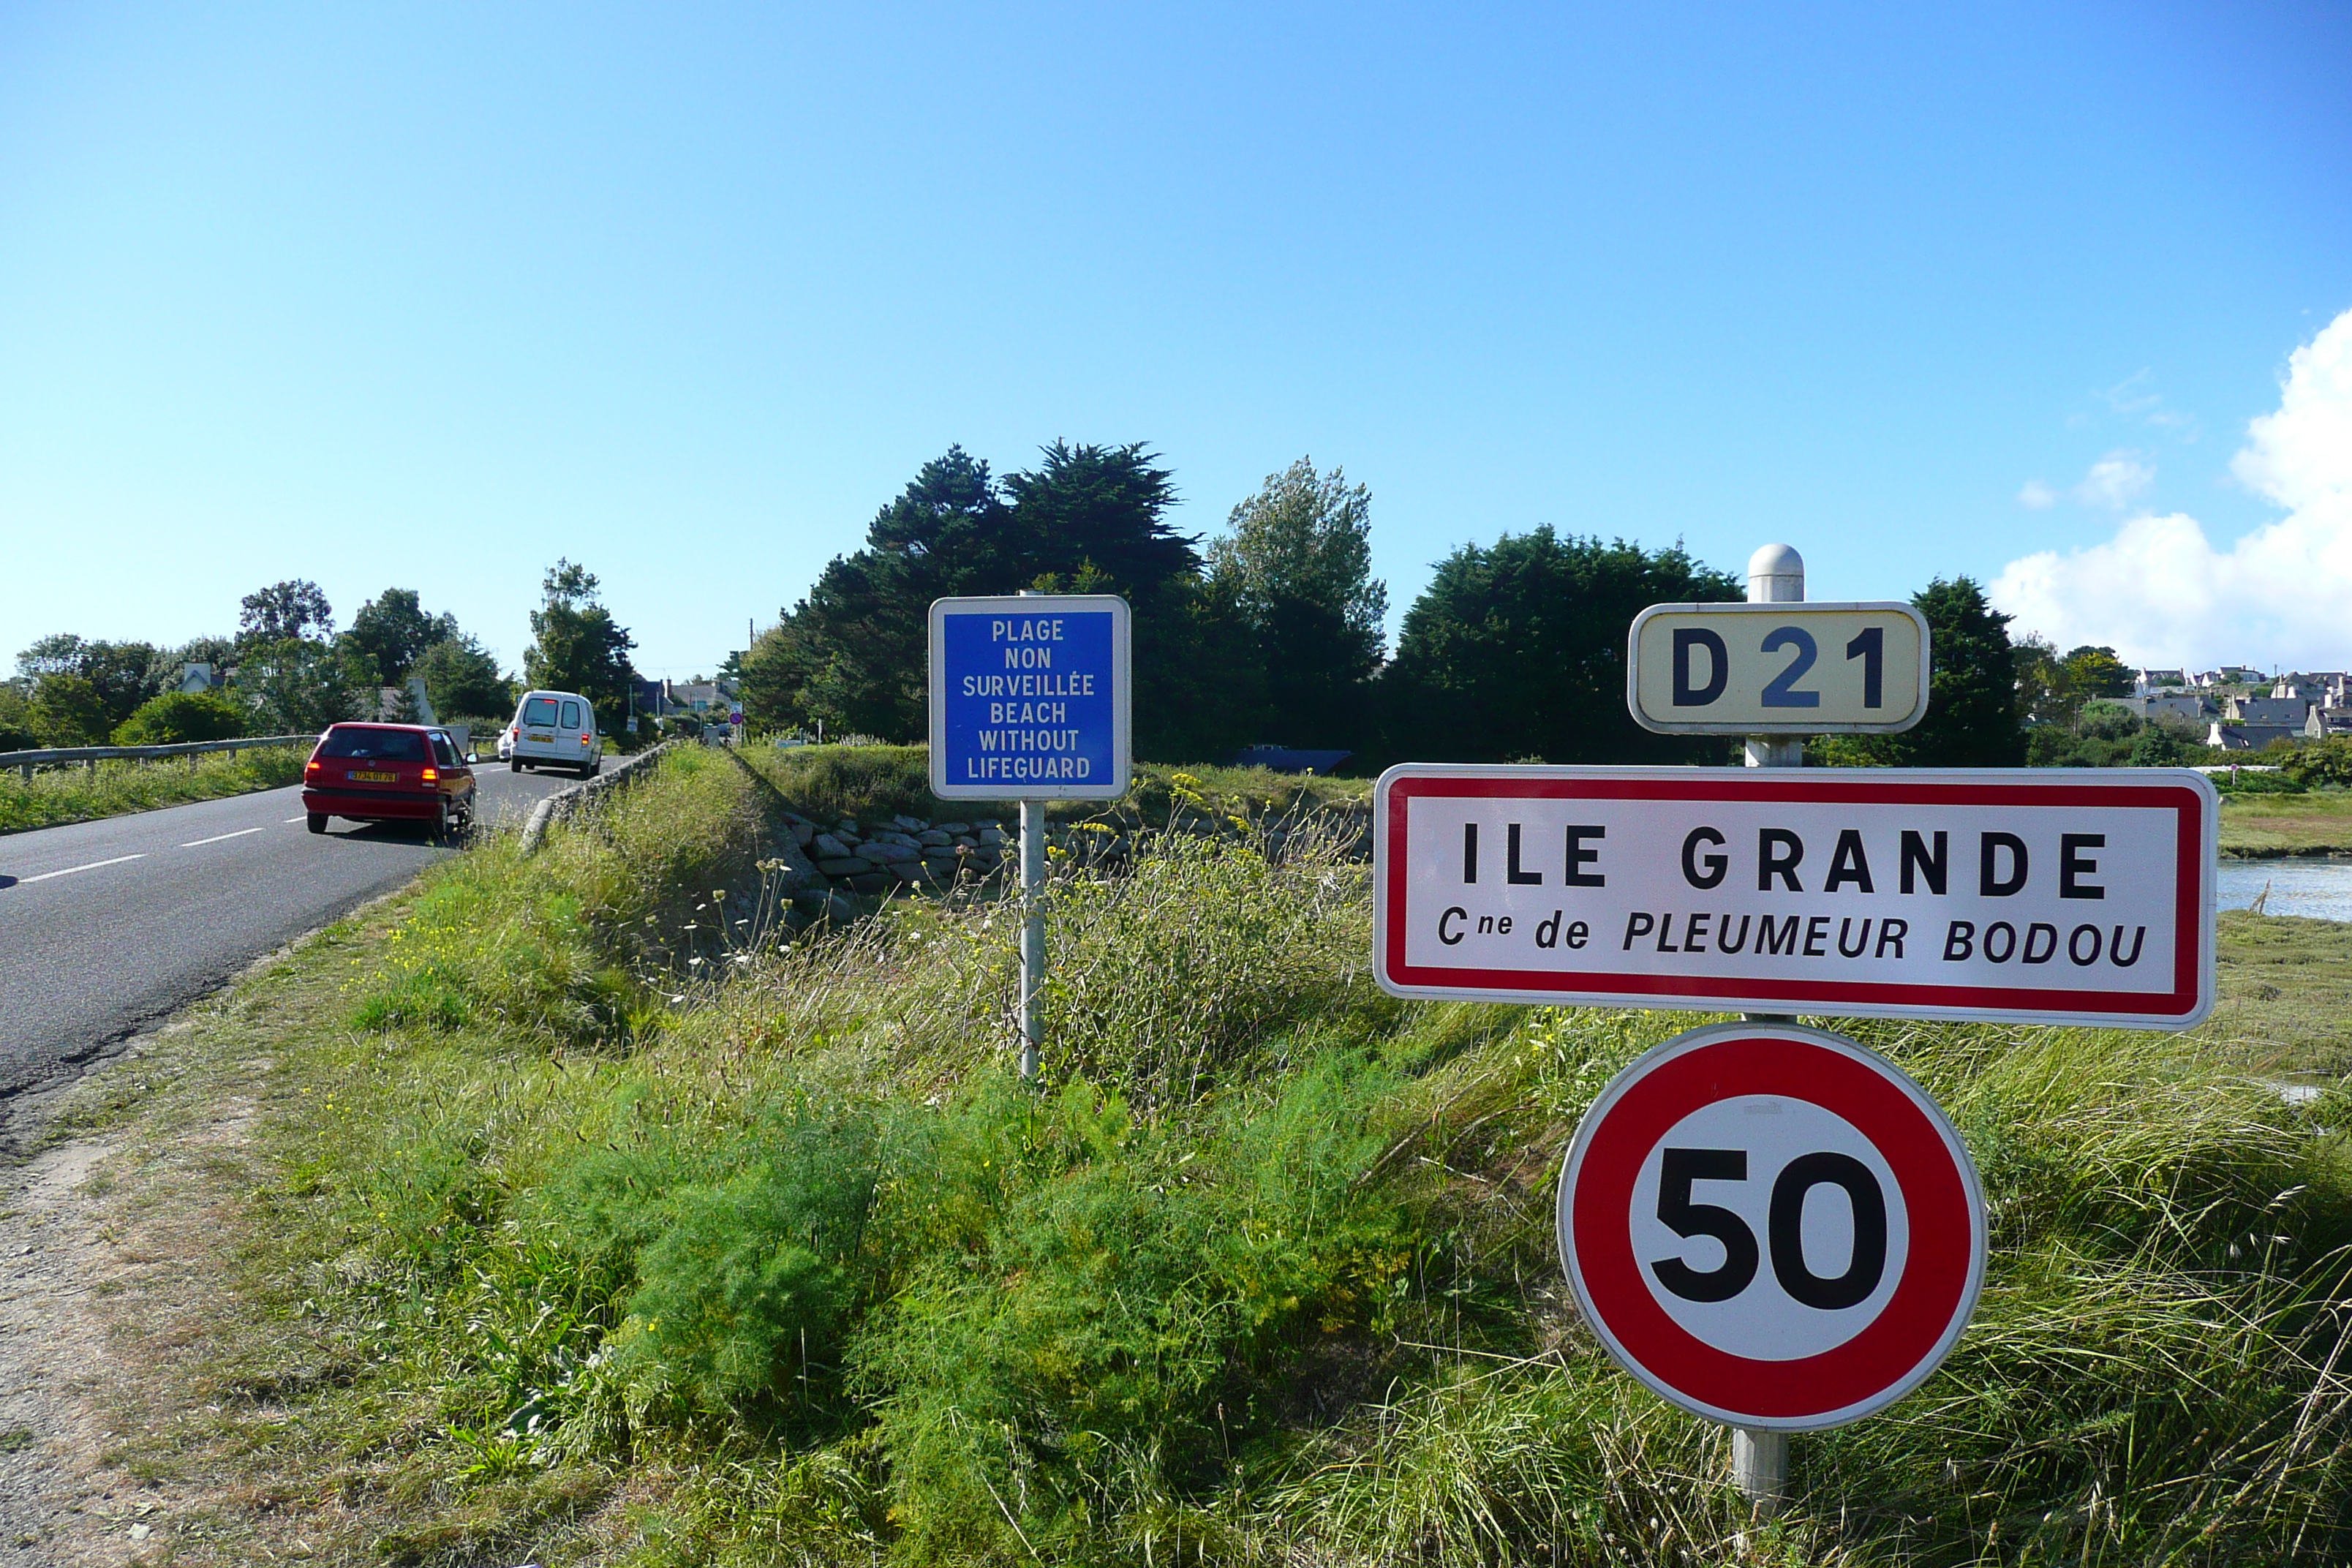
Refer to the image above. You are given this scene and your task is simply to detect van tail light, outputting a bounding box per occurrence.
[581,734,593,744]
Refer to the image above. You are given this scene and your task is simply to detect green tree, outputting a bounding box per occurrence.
[14,635,171,731]
[0,685,34,751]
[238,638,361,733]
[1821,577,2024,766]
[524,560,638,728]
[112,690,249,745]
[1208,458,1385,751]
[169,634,239,674]
[2062,644,2133,703]
[26,673,113,745]
[238,580,334,645]
[344,588,458,686]
[1378,529,1741,764]
[2282,736,2352,788]
[413,634,513,720]
[750,442,1258,758]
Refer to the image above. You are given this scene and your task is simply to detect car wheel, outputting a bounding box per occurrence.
[306,813,328,834]
[510,759,521,772]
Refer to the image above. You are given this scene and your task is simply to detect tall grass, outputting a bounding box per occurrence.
[0,744,307,833]
[742,742,1369,829]
[246,750,2352,1564]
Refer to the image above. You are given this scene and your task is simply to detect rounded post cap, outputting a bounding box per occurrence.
[1747,543,1805,603]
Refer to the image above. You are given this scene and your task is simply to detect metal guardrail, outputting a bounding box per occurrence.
[1,734,319,780]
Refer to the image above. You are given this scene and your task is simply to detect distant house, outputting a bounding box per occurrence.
[2135,668,2187,693]
[627,677,740,723]
[2273,674,2336,702]
[2219,666,2268,684]
[2124,693,2214,724]
[2209,722,2303,751]
[663,679,739,716]
[2310,708,2352,740]
[178,663,220,694]
[2227,695,2313,726]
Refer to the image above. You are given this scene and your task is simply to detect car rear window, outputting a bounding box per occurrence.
[559,700,581,728]
[319,727,426,761]
[521,696,559,726]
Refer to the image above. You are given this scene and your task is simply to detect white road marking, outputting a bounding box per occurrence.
[19,854,146,883]
[284,815,307,823]
[181,826,268,848]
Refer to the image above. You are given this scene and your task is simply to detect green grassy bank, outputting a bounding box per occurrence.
[2220,790,2352,858]
[0,744,309,834]
[67,745,2352,1565]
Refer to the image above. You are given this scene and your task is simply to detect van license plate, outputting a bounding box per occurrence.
[529,732,553,743]
[349,770,396,783]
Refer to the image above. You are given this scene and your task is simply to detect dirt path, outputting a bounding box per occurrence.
[0,1129,149,1567]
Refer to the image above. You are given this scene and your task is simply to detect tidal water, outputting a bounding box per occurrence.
[2219,858,2352,924]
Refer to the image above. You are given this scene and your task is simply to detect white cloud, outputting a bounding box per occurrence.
[2071,451,2154,510]
[1992,308,2352,669]
[2017,480,2057,510]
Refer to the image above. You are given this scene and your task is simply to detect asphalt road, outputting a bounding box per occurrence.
[0,764,573,1118]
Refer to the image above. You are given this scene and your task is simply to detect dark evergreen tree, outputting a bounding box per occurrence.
[1819,576,2024,766]
[1378,529,1740,764]
[747,442,1264,758]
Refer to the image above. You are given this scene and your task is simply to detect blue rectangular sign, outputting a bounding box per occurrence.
[928,594,1131,799]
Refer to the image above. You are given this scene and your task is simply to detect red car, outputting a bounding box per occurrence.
[302,723,477,838]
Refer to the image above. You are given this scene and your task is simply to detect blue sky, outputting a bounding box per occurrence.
[4,3,2348,678]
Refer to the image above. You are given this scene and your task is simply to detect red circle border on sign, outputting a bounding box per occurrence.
[1561,1026,1983,1428]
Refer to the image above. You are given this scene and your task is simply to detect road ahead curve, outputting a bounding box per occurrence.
[0,764,574,1121]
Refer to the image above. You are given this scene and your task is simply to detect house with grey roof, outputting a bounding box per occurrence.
[2209,721,2303,751]
[2309,708,2352,740]
[2228,694,2313,726]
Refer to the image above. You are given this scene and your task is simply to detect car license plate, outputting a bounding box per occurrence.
[529,732,553,742]
[349,769,396,783]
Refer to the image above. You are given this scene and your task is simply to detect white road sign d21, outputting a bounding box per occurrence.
[1627,601,1931,735]
[928,594,1131,801]
[1372,764,2217,1029]
[1558,1021,1986,1430]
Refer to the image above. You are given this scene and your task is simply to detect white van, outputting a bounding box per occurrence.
[505,690,604,775]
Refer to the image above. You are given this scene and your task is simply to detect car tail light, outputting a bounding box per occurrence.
[580,733,592,744]
[421,766,439,783]
[304,758,320,775]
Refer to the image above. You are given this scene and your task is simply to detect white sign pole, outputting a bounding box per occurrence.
[1019,795,1046,1081]
[1015,589,1048,1082]
[1737,541,1804,1512]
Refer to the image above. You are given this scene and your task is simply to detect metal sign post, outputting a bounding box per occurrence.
[929,592,1132,1079]
[1738,543,1801,1509]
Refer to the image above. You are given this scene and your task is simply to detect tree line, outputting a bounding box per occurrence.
[0,563,644,751]
[744,443,2032,768]
[7,440,2054,769]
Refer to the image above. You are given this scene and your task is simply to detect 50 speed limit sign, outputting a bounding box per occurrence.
[1558,1021,1985,1430]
